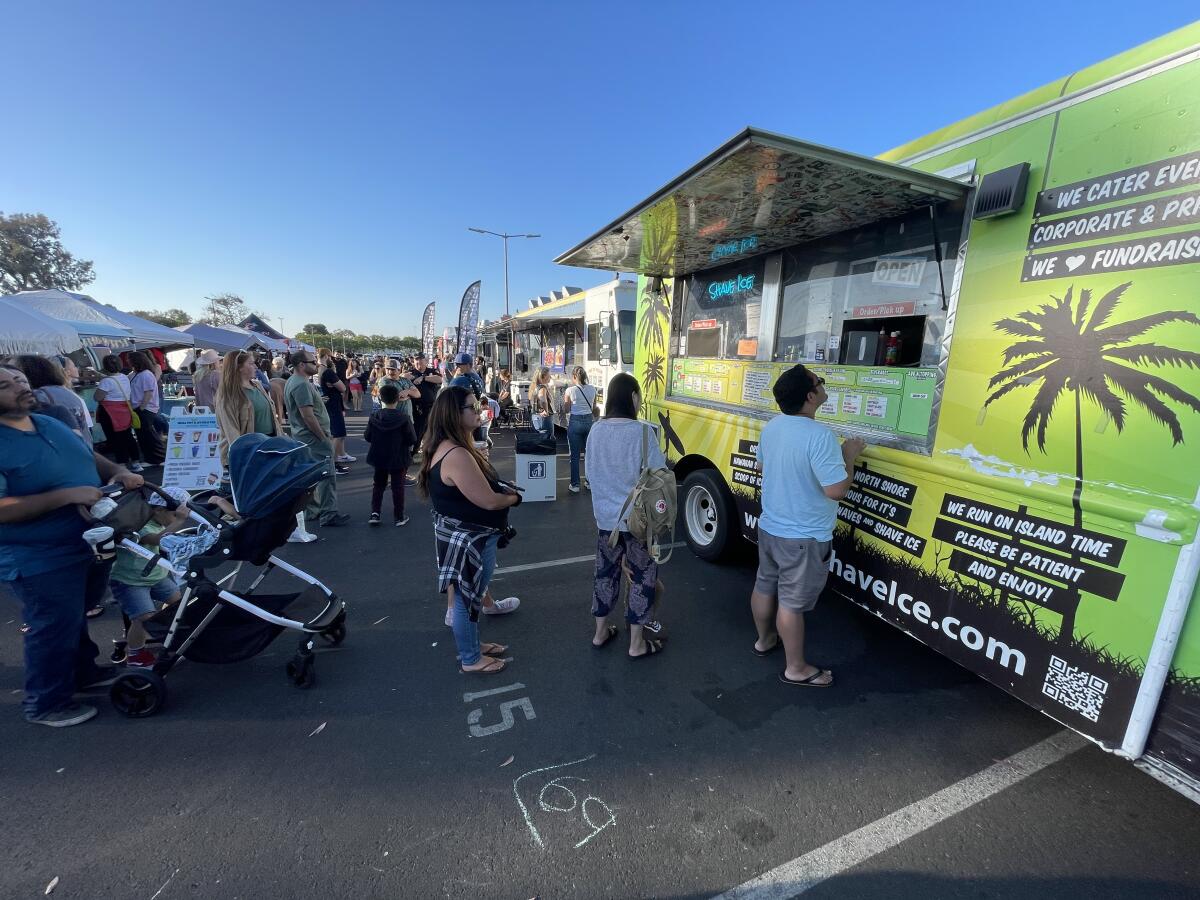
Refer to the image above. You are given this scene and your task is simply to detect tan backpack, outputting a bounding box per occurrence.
[609,423,677,563]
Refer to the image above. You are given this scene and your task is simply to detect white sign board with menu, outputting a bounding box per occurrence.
[161,406,223,491]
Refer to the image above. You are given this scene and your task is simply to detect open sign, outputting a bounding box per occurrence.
[872,257,926,287]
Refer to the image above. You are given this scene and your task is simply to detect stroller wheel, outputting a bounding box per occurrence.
[110,671,168,718]
[320,622,346,647]
[287,655,316,688]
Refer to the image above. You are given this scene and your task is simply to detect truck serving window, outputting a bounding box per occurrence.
[677,256,767,360]
[776,199,964,368]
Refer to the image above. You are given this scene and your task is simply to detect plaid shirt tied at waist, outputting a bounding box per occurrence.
[432,511,500,621]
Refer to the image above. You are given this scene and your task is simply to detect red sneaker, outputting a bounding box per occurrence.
[124,647,157,668]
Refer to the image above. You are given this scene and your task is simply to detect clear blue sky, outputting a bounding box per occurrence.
[4,2,1196,337]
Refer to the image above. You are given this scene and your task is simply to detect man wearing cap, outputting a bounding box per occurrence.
[407,352,442,449]
[449,352,485,400]
[0,366,143,727]
[284,350,350,527]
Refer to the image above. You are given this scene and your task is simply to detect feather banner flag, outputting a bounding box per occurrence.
[421,302,436,360]
[456,280,481,360]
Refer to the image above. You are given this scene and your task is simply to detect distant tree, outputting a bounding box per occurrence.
[197,293,253,326]
[131,307,192,327]
[397,336,421,351]
[304,323,330,335]
[0,212,95,294]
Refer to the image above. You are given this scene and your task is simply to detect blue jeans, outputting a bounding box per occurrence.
[451,533,500,666]
[7,557,110,718]
[567,416,592,487]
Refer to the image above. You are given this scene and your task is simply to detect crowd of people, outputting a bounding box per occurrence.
[3,326,855,726]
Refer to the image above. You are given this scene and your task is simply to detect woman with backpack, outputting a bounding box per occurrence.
[562,366,598,494]
[584,372,668,658]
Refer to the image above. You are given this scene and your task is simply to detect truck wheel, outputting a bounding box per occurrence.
[681,469,736,561]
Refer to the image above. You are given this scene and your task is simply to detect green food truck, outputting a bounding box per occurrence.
[557,23,1200,800]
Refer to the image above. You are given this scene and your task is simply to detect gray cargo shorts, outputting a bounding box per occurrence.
[754,530,832,613]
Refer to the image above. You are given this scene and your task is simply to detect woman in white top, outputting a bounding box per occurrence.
[562,366,598,494]
[129,351,165,464]
[93,354,143,470]
[584,372,667,658]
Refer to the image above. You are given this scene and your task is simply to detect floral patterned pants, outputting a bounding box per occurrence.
[593,530,658,625]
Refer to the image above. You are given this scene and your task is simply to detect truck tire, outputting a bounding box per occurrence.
[681,469,737,562]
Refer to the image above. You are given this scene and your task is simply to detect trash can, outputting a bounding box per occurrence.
[514,431,557,502]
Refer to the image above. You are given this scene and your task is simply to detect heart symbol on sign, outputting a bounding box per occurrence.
[1065,254,1086,272]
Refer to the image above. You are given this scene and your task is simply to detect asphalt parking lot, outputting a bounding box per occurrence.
[2,412,1199,899]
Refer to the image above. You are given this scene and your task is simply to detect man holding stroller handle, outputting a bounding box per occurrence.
[284,350,350,528]
[0,366,144,727]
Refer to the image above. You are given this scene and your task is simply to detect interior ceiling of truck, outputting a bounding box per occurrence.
[556,128,968,278]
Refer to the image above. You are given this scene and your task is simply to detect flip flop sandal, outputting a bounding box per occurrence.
[461,657,508,675]
[779,668,833,688]
[85,605,106,619]
[629,638,665,660]
[752,639,781,657]
[592,625,619,649]
[480,642,509,656]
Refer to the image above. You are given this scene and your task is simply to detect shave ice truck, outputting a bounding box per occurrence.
[557,23,1200,800]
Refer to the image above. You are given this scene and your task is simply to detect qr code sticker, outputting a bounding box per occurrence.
[1042,655,1108,722]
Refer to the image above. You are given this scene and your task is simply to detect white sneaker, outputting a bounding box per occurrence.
[568,484,580,493]
[337,454,357,462]
[129,462,145,473]
[482,596,520,616]
[287,528,318,543]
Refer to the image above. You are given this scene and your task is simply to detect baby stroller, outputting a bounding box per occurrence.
[84,433,347,718]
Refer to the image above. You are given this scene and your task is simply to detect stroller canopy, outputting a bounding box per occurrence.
[229,434,328,518]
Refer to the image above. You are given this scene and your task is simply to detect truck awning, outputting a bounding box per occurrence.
[514,297,586,324]
[555,127,968,277]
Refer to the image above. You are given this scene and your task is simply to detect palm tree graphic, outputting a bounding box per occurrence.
[985,281,1200,641]
[637,281,671,354]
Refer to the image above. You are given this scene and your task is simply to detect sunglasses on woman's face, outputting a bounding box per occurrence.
[462,403,480,412]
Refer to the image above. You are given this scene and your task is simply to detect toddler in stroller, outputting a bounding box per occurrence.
[83,433,348,717]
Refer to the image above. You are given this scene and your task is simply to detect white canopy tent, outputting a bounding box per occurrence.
[0,296,84,356]
[6,289,134,345]
[81,300,194,349]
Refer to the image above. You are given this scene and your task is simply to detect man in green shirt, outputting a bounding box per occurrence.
[284,351,349,527]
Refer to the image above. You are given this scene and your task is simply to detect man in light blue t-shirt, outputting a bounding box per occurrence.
[750,364,864,689]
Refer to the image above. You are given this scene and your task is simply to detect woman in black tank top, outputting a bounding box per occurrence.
[418,388,522,674]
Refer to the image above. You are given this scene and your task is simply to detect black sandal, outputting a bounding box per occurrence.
[779,668,833,688]
[592,625,619,649]
[752,637,780,657]
[630,638,665,659]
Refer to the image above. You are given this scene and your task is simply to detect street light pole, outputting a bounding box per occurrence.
[467,227,540,318]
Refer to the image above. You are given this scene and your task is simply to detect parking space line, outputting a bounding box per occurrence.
[494,544,686,575]
[713,730,1087,900]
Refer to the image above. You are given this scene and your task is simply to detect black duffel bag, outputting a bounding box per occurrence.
[515,431,556,455]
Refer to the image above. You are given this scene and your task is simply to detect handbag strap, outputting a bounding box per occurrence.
[112,378,137,415]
